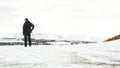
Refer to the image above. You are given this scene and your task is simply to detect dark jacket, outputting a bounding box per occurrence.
[23,20,34,35]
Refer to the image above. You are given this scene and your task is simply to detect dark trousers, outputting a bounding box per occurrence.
[24,34,31,47]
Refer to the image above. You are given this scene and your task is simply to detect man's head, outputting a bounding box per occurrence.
[25,18,28,21]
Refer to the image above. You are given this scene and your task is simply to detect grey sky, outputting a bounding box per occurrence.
[0,0,120,38]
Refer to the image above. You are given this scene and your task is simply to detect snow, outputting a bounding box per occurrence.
[63,34,102,41]
[0,33,101,42]
[50,41,71,45]
[0,40,120,68]
[34,33,63,40]
[1,33,23,39]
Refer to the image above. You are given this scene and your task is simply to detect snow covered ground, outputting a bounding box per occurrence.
[0,40,120,68]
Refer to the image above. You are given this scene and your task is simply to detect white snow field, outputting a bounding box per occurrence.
[0,40,120,68]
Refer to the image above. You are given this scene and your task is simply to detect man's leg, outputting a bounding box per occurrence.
[24,35,27,47]
[28,34,31,47]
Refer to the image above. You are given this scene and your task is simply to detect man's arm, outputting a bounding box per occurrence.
[23,23,25,35]
[30,23,34,32]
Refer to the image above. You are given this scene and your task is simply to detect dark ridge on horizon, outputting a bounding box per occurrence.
[104,34,120,42]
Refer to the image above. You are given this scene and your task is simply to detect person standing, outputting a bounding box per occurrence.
[23,18,34,47]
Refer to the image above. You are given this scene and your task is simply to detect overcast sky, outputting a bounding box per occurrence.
[0,0,120,38]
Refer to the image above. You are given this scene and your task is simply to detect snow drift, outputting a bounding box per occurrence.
[0,40,120,68]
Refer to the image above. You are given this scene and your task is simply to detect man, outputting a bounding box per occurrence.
[23,18,34,47]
